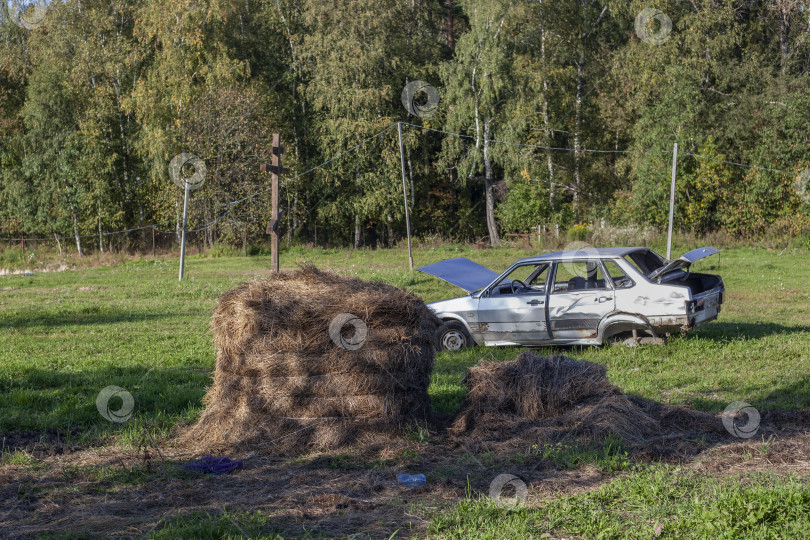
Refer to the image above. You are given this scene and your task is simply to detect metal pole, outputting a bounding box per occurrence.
[178,181,190,281]
[271,134,280,273]
[666,142,678,260]
[397,122,414,270]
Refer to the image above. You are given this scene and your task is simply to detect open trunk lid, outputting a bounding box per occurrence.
[648,246,720,282]
[417,257,500,293]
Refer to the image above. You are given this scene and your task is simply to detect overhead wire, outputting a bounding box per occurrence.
[3,123,804,242]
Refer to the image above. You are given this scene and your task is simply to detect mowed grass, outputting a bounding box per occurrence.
[428,466,810,539]
[0,243,809,444]
[1,242,810,539]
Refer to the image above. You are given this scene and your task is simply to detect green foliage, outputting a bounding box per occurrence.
[207,243,241,258]
[678,137,732,233]
[496,169,550,233]
[1,0,810,247]
[566,223,591,242]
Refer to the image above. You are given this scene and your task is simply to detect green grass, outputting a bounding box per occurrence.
[146,510,282,540]
[28,509,285,540]
[2,242,810,538]
[530,432,632,473]
[427,466,810,539]
[0,448,35,466]
[1,244,809,441]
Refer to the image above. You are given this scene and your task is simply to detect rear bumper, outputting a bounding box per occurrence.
[685,289,723,329]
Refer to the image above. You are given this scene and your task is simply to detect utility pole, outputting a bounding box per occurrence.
[397,122,415,270]
[179,180,190,280]
[261,134,288,273]
[170,153,207,281]
[666,142,679,260]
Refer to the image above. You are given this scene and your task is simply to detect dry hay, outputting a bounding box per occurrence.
[182,266,441,454]
[453,351,725,448]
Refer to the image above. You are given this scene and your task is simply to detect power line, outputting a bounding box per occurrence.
[400,121,674,155]
[281,125,399,188]
[1,221,174,243]
[682,152,804,176]
[4,123,805,243]
[1,125,397,243]
[284,125,396,229]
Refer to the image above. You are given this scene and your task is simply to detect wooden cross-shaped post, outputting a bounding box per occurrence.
[260,134,289,273]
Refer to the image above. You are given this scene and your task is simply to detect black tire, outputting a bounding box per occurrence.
[436,321,473,352]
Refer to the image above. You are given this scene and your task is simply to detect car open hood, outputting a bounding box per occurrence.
[417,257,501,293]
[648,246,720,282]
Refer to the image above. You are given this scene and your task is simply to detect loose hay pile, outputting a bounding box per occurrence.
[183,266,441,454]
[453,351,724,448]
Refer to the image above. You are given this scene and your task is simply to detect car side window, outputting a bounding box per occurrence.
[603,260,635,289]
[625,250,665,276]
[490,264,549,296]
[552,261,608,293]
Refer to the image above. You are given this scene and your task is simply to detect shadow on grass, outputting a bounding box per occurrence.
[759,376,810,411]
[689,321,810,341]
[0,365,210,438]
[0,308,179,329]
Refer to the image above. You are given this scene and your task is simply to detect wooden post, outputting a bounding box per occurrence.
[261,134,288,273]
[20,233,24,257]
[152,225,156,257]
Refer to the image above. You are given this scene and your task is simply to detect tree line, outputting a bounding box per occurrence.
[1,0,809,254]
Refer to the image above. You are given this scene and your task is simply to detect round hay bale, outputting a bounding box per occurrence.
[182,266,440,454]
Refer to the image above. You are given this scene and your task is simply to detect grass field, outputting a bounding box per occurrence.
[1,242,809,538]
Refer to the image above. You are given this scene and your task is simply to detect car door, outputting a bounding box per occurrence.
[476,262,551,345]
[546,259,615,341]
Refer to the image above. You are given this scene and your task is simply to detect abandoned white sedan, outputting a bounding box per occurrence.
[420,247,724,351]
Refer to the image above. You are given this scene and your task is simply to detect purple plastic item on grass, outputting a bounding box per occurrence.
[183,455,243,475]
[397,473,426,487]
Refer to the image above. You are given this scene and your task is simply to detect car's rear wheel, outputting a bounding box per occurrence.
[610,329,667,347]
[436,321,473,352]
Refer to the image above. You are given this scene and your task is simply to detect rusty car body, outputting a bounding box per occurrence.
[419,247,724,351]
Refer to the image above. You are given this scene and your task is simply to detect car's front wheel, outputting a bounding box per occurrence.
[436,321,473,352]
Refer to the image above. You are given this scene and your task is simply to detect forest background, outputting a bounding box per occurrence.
[1,0,809,254]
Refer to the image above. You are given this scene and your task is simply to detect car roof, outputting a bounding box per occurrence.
[516,246,649,263]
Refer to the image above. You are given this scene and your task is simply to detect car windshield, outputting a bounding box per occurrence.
[489,263,549,295]
[623,249,666,277]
